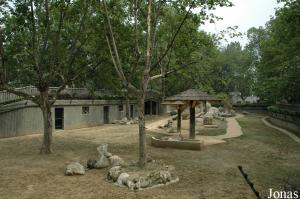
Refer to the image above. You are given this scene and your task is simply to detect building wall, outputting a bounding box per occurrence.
[0,107,44,137]
[0,100,137,138]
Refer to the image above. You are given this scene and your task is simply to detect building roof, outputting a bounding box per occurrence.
[161,100,185,105]
[165,89,221,102]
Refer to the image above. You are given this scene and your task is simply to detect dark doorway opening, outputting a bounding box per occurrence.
[104,106,110,124]
[144,100,158,115]
[145,101,151,115]
[130,105,134,118]
[55,108,64,129]
[152,101,157,115]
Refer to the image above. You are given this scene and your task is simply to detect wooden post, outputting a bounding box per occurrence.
[189,101,195,139]
[177,105,182,133]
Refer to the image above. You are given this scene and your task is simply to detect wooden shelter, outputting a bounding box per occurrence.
[163,89,221,139]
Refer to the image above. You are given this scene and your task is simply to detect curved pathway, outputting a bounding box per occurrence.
[146,114,245,146]
[198,114,244,146]
[215,114,244,140]
[262,117,300,145]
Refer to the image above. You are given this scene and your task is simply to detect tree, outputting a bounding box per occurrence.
[212,42,253,99]
[248,0,300,103]
[0,0,97,153]
[101,0,233,166]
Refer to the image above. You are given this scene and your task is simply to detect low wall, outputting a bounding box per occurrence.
[267,117,300,136]
[151,137,202,150]
[277,103,300,112]
[233,104,268,114]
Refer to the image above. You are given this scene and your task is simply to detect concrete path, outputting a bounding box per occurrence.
[198,114,244,146]
[147,114,245,146]
[146,117,170,131]
[215,114,244,139]
[262,117,300,145]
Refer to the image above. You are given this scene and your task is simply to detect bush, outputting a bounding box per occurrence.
[267,106,300,118]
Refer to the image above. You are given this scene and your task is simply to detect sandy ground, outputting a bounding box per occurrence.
[0,114,300,199]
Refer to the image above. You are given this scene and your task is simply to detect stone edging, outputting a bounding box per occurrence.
[262,117,300,145]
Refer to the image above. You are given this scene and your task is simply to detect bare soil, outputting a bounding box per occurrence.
[0,114,299,199]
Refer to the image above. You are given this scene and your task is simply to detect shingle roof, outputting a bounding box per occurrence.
[165,89,221,101]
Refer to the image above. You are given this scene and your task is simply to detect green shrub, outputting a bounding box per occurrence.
[267,106,300,118]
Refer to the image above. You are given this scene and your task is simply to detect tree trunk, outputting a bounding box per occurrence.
[137,94,147,166]
[189,102,195,139]
[40,91,53,154]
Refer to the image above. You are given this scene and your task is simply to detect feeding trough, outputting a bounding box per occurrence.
[151,136,203,150]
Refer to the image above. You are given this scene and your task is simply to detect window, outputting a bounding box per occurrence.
[118,105,123,111]
[82,106,90,114]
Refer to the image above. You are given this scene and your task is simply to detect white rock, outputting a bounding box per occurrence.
[109,155,125,167]
[97,144,111,158]
[108,166,122,182]
[126,174,141,191]
[65,162,85,176]
[94,155,110,169]
[117,173,130,186]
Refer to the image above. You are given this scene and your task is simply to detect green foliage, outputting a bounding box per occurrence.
[247,0,300,103]
[267,105,300,118]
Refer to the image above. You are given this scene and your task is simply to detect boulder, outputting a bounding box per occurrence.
[203,115,213,125]
[107,166,123,182]
[140,176,152,188]
[94,155,110,169]
[87,159,97,169]
[65,162,85,176]
[119,120,126,125]
[126,174,141,191]
[182,114,189,120]
[121,117,128,123]
[167,127,176,134]
[117,173,130,186]
[147,170,171,186]
[208,107,220,117]
[109,155,125,167]
[97,144,111,158]
[169,110,177,116]
[206,102,211,111]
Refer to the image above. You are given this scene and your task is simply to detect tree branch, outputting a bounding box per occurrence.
[150,0,194,72]
[150,61,197,81]
[40,0,50,64]
[102,0,138,94]
[0,85,38,104]
[30,0,40,74]
[145,0,153,74]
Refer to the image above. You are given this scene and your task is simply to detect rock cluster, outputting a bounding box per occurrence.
[64,144,179,191]
[65,143,125,176]
[107,165,177,191]
[113,117,139,125]
[158,120,176,133]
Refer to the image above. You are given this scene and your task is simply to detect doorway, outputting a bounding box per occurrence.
[55,108,64,129]
[144,100,158,115]
[104,106,110,124]
[130,104,134,118]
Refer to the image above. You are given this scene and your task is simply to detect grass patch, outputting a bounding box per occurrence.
[0,115,299,199]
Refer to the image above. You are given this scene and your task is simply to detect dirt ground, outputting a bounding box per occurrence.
[0,114,299,199]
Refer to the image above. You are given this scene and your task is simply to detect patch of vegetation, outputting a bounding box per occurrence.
[268,105,300,118]
[196,120,227,136]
